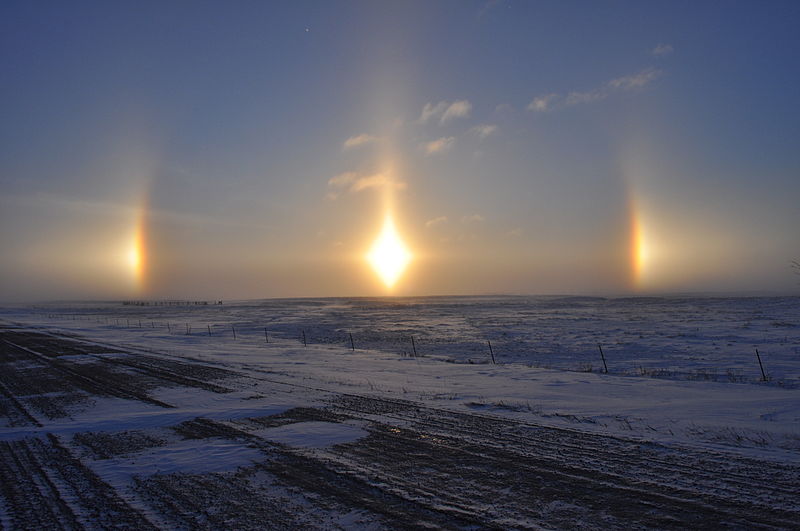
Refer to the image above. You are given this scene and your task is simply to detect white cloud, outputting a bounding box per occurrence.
[507,227,522,238]
[565,89,607,106]
[527,93,559,112]
[327,171,406,197]
[425,216,448,228]
[420,101,448,123]
[470,124,498,138]
[652,43,673,57]
[328,172,357,187]
[528,68,663,112]
[607,68,662,91]
[419,100,472,125]
[461,214,485,223]
[350,173,407,193]
[343,133,378,149]
[424,137,455,155]
[441,100,472,123]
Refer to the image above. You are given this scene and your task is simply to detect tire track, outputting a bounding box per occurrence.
[0,435,155,530]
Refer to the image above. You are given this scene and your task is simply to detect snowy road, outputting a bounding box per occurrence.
[1,324,799,529]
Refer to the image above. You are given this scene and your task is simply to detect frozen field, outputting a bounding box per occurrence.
[1,296,799,529]
[15,295,800,384]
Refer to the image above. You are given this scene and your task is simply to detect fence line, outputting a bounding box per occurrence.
[37,310,780,384]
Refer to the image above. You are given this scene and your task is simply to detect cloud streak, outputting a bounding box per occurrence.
[343,133,379,149]
[461,214,485,223]
[424,137,456,155]
[425,216,448,228]
[652,43,673,57]
[470,124,498,138]
[420,100,472,125]
[528,68,662,112]
[327,171,407,199]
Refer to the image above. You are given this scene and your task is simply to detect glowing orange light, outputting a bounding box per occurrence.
[127,208,147,293]
[367,214,411,288]
[629,202,652,290]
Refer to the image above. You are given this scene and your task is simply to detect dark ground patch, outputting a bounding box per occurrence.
[0,434,156,530]
[72,429,169,460]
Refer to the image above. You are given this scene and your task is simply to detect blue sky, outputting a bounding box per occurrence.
[1,1,798,300]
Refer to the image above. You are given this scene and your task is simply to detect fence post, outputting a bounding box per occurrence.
[185,323,190,335]
[411,336,417,358]
[264,328,269,343]
[598,344,608,374]
[302,330,307,347]
[231,325,237,340]
[488,340,496,364]
[207,325,212,336]
[755,348,767,381]
[350,333,355,351]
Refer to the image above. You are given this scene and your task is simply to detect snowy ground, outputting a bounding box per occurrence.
[1,296,799,529]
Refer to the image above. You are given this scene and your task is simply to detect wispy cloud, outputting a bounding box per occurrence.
[461,214,485,223]
[470,124,498,138]
[564,89,606,106]
[424,136,455,155]
[327,171,406,199]
[425,216,448,228]
[527,93,558,112]
[607,68,662,90]
[442,100,472,123]
[327,172,357,188]
[420,100,472,125]
[528,68,662,112]
[651,43,673,57]
[343,133,379,150]
[420,102,448,123]
[350,173,407,193]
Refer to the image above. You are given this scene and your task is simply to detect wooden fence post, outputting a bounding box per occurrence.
[755,348,767,381]
[598,344,608,374]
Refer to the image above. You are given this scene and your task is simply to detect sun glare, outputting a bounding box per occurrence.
[126,208,147,293]
[367,214,411,289]
[128,245,141,271]
[630,206,650,289]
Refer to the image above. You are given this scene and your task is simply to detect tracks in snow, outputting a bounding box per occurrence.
[1,325,799,529]
[0,434,155,530]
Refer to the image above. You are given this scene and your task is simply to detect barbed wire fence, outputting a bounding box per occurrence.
[37,307,799,388]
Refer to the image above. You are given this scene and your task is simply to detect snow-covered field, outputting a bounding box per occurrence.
[1,295,799,528]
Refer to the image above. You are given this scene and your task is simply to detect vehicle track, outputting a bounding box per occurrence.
[2,338,173,409]
[2,325,798,529]
[331,394,800,498]
[0,330,237,412]
[0,434,155,530]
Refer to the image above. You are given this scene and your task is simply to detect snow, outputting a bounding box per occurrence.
[1,295,799,462]
[90,437,263,482]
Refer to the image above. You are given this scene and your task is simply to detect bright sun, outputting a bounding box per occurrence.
[367,214,411,289]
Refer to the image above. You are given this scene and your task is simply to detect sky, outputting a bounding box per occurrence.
[1,0,799,301]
